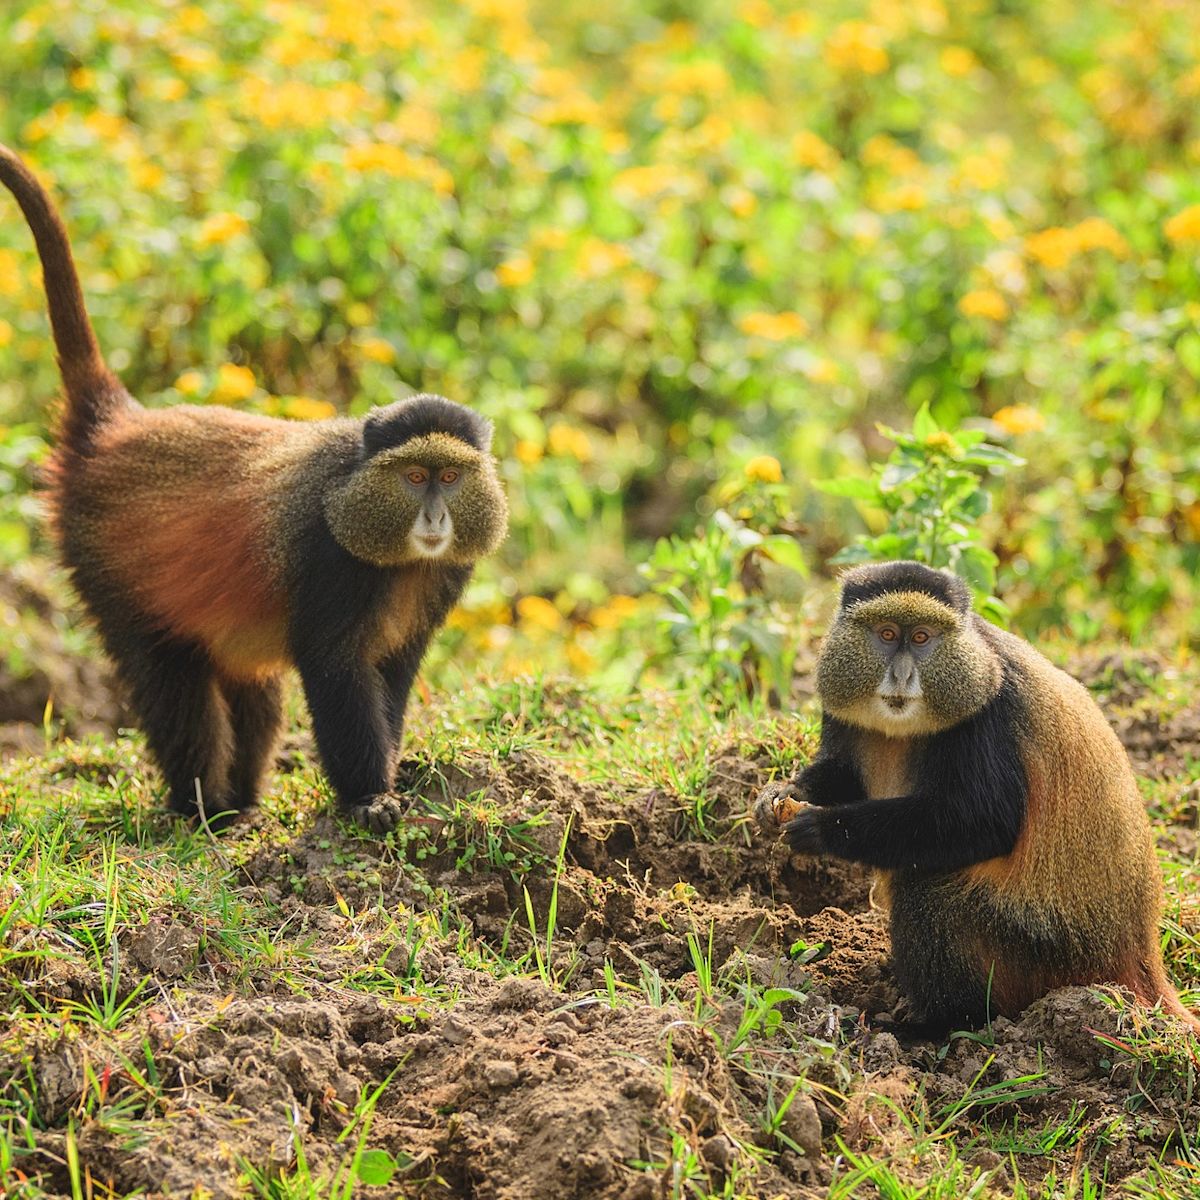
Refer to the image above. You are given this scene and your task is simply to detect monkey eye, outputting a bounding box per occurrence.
[878,625,899,643]
[440,469,460,485]
[911,628,932,646]
[406,469,428,486]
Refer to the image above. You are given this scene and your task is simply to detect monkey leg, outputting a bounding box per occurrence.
[221,675,284,811]
[888,881,994,1029]
[295,650,405,833]
[118,634,237,818]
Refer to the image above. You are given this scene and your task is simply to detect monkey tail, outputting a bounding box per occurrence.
[1125,959,1200,1035]
[0,143,126,452]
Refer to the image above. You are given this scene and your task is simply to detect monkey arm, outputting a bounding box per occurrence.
[379,637,430,746]
[784,788,1024,871]
[795,756,867,806]
[786,695,1027,871]
[288,525,402,825]
[295,650,395,807]
[795,713,867,806]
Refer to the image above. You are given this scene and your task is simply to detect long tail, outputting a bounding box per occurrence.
[0,143,124,451]
[1127,959,1200,1034]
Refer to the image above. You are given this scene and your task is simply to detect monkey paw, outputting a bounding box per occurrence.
[351,793,406,835]
[753,779,806,831]
[783,806,823,855]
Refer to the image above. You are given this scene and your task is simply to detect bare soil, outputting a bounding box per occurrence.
[4,733,1199,1198]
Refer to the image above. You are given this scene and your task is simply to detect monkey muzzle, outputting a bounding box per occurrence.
[878,652,923,711]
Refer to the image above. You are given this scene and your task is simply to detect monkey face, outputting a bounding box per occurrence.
[817,590,1000,736]
[325,432,508,568]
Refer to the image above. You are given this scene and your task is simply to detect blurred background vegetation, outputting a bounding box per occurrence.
[0,0,1197,718]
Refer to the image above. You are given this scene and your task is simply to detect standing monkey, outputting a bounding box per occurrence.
[0,143,507,832]
[759,561,1195,1031]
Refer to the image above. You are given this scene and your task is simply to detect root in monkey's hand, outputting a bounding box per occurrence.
[753,779,807,831]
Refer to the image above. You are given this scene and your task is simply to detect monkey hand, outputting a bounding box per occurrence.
[783,805,823,856]
[753,778,807,831]
[351,793,406,835]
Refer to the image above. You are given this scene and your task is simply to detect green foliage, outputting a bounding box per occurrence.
[821,403,1023,620]
[639,510,806,707]
[0,0,1198,653]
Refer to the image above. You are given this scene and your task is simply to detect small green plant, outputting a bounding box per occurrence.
[819,403,1023,621]
[640,509,807,707]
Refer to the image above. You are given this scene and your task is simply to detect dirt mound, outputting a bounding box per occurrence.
[0,564,123,748]
[7,734,1200,1196]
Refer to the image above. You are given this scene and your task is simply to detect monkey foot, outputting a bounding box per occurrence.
[351,794,406,835]
[753,779,805,830]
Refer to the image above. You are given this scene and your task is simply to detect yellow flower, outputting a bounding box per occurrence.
[737,311,809,340]
[744,454,783,483]
[514,439,544,465]
[344,143,454,194]
[516,595,563,632]
[1165,204,1200,244]
[496,254,535,287]
[577,238,631,279]
[0,249,22,297]
[448,46,488,91]
[590,594,639,629]
[1072,217,1128,257]
[791,130,839,173]
[663,60,730,96]
[613,164,678,200]
[279,395,337,420]
[993,405,1046,435]
[566,642,597,673]
[737,0,773,28]
[531,227,568,252]
[359,337,396,364]
[958,289,1009,321]
[825,21,889,75]
[876,183,927,212]
[197,212,250,247]
[1026,218,1128,266]
[726,186,757,218]
[803,357,840,383]
[547,424,593,462]
[956,153,1005,191]
[923,431,957,453]
[214,363,256,403]
[1025,226,1076,269]
[174,370,205,396]
[939,46,979,78]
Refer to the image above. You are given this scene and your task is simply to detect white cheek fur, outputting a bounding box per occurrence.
[830,695,946,739]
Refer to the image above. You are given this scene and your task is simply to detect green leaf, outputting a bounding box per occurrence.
[356,1149,401,1186]
[759,536,809,576]
[879,461,922,492]
[959,444,1025,468]
[911,401,938,440]
[1176,332,1200,380]
[815,477,880,501]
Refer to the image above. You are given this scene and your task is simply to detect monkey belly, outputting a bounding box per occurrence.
[887,875,1097,1024]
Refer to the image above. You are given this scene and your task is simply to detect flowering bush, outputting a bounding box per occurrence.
[0,0,1198,676]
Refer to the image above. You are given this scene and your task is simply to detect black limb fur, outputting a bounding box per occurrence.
[793,714,868,806]
[222,677,284,810]
[288,490,472,811]
[786,670,1027,872]
[119,632,238,816]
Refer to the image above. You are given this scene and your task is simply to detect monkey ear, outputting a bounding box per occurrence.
[361,411,390,458]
